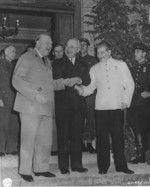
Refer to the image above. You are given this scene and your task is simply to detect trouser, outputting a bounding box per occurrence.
[19,113,53,175]
[95,110,127,171]
[0,106,19,153]
[127,105,150,154]
[6,111,20,153]
[51,117,57,152]
[83,94,95,142]
[56,108,84,170]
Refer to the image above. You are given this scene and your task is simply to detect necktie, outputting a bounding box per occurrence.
[42,57,46,65]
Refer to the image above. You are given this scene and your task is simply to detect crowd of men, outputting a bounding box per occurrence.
[0,33,150,182]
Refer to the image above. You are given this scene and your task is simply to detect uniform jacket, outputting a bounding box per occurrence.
[77,54,98,70]
[53,55,91,109]
[130,61,150,106]
[82,57,135,110]
[0,58,15,106]
[12,49,65,116]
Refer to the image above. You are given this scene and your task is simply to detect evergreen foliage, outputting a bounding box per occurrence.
[85,0,150,64]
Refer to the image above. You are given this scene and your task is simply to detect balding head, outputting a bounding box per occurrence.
[65,38,81,58]
[4,45,16,62]
[35,33,53,57]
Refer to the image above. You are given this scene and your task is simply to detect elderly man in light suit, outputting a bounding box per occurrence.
[12,33,81,182]
[75,41,135,175]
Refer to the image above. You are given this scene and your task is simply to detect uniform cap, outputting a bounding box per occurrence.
[79,38,90,46]
[133,42,149,53]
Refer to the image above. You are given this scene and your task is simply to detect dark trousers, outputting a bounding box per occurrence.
[95,110,127,171]
[83,94,95,142]
[127,105,150,153]
[56,107,85,170]
[0,106,19,153]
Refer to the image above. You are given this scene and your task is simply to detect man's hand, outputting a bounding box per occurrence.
[0,99,4,107]
[74,85,84,96]
[121,102,128,110]
[64,77,82,87]
[35,93,48,104]
[141,91,150,98]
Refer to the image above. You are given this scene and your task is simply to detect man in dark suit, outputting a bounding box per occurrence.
[53,38,91,174]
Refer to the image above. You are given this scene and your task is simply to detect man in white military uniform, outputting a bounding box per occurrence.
[75,41,135,174]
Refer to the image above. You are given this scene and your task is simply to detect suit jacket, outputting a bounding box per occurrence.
[53,55,91,109]
[12,49,65,116]
[77,54,98,70]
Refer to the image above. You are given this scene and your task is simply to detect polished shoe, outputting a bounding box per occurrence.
[72,168,88,173]
[87,143,96,154]
[116,168,134,174]
[60,169,70,174]
[82,143,88,152]
[129,156,145,164]
[99,170,107,174]
[99,169,107,174]
[20,174,33,182]
[51,151,58,156]
[0,152,5,157]
[34,171,56,177]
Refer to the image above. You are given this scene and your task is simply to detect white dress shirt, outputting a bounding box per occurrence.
[82,57,135,110]
[69,57,75,64]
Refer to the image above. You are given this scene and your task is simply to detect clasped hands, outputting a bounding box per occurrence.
[35,77,82,104]
[74,85,84,96]
[63,77,82,87]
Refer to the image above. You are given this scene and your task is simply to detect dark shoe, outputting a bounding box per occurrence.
[20,174,33,182]
[34,171,55,177]
[0,152,5,157]
[72,168,88,173]
[99,171,107,174]
[129,156,145,164]
[60,169,70,174]
[51,151,58,156]
[82,143,88,152]
[6,151,18,155]
[98,169,107,174]
[116,168,134,174]
[129,157,139,164]
[87,143,96,153]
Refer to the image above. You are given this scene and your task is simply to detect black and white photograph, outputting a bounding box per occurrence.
[0,0,150,186]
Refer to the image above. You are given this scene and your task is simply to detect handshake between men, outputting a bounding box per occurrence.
[74,85,84,96]
[36,77,82,104]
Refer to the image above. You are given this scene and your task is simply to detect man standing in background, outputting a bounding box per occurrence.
[78,38,97,153]
[128,42,150,164]
[0,46,19,157]
[51,44,64,156]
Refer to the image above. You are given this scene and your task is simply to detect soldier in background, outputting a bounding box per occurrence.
[51,44,64,156]
[78,38,97,153]
[0,45,19,156]
[128,42,150,164]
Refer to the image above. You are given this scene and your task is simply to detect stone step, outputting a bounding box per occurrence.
[1,153,150,186]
